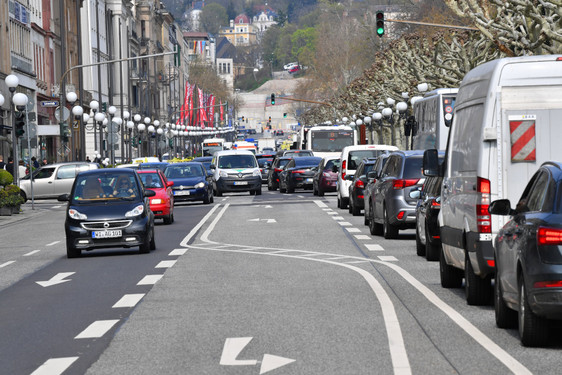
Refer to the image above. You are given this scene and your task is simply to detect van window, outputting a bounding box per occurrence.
[449,104,483,174]
[348,150,383,170]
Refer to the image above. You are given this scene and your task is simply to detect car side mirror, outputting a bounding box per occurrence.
[144,189,156,197]
[58,193,69,202]
[345,174,354,181]
[367,171,378,180]
[409,188,421,200]
[167,181,174,187]
[423,149,441,177]
[210,164,216,169]
[489,199,516,216]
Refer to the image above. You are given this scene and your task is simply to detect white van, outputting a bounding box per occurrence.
[424,55,562,305]
[337,144,398,209]
[211,150,261,196]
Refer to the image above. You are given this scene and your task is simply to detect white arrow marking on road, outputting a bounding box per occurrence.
[260,354,296,374]
[36,272,75,287]
[220,337,258,366]
[248,218,277,223]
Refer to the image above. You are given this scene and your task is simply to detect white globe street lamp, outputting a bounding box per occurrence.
[12,92,28,108]
[90,100,99,111]
[108,105,117,115]
[134,114,141,122]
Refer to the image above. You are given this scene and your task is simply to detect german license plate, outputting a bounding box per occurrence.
[174,191,190,195]
[92,230,122,239]
[234,181,248,185]
[306,178,313,182]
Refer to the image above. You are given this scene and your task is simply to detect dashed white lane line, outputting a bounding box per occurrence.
[75,320,119,339]
[332,216,344,220]
[365,244,384,251]
[137,275,163,285]
[155,260,177,268]
[30,357,79,375]
[24,250,41,256]
[322,208,331,211]
[0,261,15,268]
[338,221,352,226]
[169,248,188,256]
[378,256,398,262]
[112,294,146,308]
[327,211,338,215]
[355,235,371,240]
[46,241,60,247]
[345,228,362,233]
[314,200,328,208]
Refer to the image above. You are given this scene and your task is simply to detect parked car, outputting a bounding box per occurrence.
[19,162,99,202]
[192,156,214,176]
[283,62,298,70]
[137,169,174,224]
[137,162,169,172]
[410,175,443,260]
[364,154,391,227]
[313,157,340,196]
[211,150,262,196]
[267,156,292,191]
[348,158,378,216]
[368,150,425,239]
[278,156,322,193]
[57,168,156,258]
[289,65,300,73]
[274,130,285,136]
[489,162,562,347]
[337,145,398,209]
[256,153,275,184]
[164,162,214,204]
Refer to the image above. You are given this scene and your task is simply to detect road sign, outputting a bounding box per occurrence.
[41,100,59,107]
[54,106,70,121]
[109,133,120,144]
[108,122,120,133]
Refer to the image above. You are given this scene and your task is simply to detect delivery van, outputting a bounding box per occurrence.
[424,55,562,305]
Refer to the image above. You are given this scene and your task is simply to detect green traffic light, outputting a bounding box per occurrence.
[377,27,384,35]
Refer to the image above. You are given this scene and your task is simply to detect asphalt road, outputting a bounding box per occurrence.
[1,191,562,375]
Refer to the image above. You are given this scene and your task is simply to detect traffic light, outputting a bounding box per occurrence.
[270,93,275,105]
[283,113,287,118]
[15,110,25,138]
[376,11,384,37]
[102,102,107,112]
[268,116,271,122]
[174,44,181,67]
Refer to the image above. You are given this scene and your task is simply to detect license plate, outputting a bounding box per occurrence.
[306,178,313,182]
[234,181,248,185]
[174,191,190,195]
[92,230,122,239]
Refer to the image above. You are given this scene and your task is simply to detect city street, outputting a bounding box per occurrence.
[1,191,562,374]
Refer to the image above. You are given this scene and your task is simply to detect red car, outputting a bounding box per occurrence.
[313,157,340,196]
[137,170,174,224]
[289,65,300,73]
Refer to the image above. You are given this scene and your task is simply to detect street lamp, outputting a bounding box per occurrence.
[137,123,146,157]
[5,75,21,184]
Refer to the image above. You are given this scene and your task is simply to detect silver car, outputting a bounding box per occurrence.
[19,162,99,201]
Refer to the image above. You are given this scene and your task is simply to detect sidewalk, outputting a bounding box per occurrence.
[0,203,50,228]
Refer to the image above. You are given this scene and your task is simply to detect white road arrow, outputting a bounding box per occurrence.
[248,218,277,223]
[220,337,295,374]
[36,272,75,287]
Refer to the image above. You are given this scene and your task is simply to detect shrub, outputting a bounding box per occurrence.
[3,184,24,207]
[0,169,13,187]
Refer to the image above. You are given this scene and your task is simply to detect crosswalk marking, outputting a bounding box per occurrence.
[169,248,188,256]
[156,260,177,268]
[354,235,370,240]
[345,227,361,233]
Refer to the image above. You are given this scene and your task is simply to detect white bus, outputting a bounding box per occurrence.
[201,138,226,156]
[412,88,458,150]
[300,125,357,159]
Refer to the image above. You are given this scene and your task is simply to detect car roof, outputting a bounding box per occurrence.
[165,162,205,166]
[78,168,137,176]
[136,169,161,174]
[215,150,256,156]
[42,162,95,168]
[192,156,213,161]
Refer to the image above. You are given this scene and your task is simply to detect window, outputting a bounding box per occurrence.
[403,156,423,179]
[526,171,549,212]
[57,165,77,179]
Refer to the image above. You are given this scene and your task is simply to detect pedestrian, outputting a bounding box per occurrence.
[31,156,39,169]
[5,157,14,176]
[0,155,5,170]
[86,156,91,163]
[18,160,26,178]
[41,158,48,166]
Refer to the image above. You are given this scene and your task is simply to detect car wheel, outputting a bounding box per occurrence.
[425,224,440,261]
[249,190,256,195]
[519,278,549,346]
[256,187,262,195]
[495,271,517,329]
[20,190,28,203]
[163,213,173,225]
[287,185,294,193]
[318,185,324,197]
[139,237,150,254]
[149,228,156,250]
[348,199,353,213]
[383,206,399,239]
[210,194,214,203]
[415,224,426,257]
[215,189,223,197]
[440,248,463,288]
[313,185,318,196]
[337,196,342,209]
[465,252,492,305]
[363,210,369,226]
[66,239,81,258]
[203,192,211,204]
[279,186,286,193]
[369,203,383,236]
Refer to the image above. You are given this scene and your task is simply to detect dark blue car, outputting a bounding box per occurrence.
[164,162,214,204]
[191,156,213,176]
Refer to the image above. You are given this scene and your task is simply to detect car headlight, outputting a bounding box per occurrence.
[252,170,261,177]
[125,204,145,217]
[151,199,163,204]
[195,182,205,189]
[68,209,87,220]
[219,170,228,178]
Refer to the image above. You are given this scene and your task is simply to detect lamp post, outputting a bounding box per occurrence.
[137,122,146,157]
[372,112,383,143]
[143,117,151,156]
[90,100,99,156]
[122,111,130,162]
[94,111,106,160]
[381,107,394,145]
[6,74,20,184]
[133,114,141,158]
[12,92,28,185]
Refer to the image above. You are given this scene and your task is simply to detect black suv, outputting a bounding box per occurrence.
[368,150,425,239]
[267,156,292,190]
[348,158,378,216]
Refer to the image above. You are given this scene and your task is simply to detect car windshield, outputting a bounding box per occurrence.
[165,165,204,178]
[73,174,139,202]
[140,172,163,188]
[217,155,257,169]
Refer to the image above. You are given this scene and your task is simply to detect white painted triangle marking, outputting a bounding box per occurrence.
[36,272,75,287]
[260,354,296,374]
[265,219,277,223]
[220,337,257,366]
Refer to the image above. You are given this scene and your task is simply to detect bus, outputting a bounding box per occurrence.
[201,138,226,156]
[300,125,357,159]
[411,88,458,150]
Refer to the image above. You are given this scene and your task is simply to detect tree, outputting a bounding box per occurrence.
[291,27,316,65]
[200,3,229,35]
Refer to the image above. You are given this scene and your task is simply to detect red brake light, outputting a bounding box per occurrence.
[341,160,347,179]
[477,177,491,233]
[393,179,419,189]
[355,180,365,188]
[534,280,562,288]
[275,168,283,172]
[291,170,306,174]
[477,177,491,194]
[396,211,405,220]
[431,199,440,207]
[538,227,562,245]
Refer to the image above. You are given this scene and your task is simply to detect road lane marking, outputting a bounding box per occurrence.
[332,216,344,220]
[355,235,371,240]
[51,205,62,209]
[314,200,328,208]
[180,204,222,247]
[113,294,145,308]
[75,320,119,339]
[365,244,384,251]
[220,337,258,366]
[378,256,398,261]
[169,248,188,256]
[137,275,163,285]
[0,261,15,268]
[46,241,60,247]
[24,250,41,256]
[327,211,338,215]
[30,357,79,375]
[322,208,331,211]
[155,260,177,268]
[345,228,361,233]
[36,272,75,287]
[338,221,351,226]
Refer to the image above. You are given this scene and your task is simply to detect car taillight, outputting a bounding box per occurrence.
[342,160,347,179]
[397,211,405,220]
[291,170,306,174]
[534,280,562,288]
[538,227,562,246]
[275,168,283,172]
[431,199,440,208]
[476,177,491,233]
[355,180,365,188]
[393,179,419,189]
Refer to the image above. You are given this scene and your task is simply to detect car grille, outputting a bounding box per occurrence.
[173,185,195,190]
[81,220,132,230]
[227,172,254,178]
